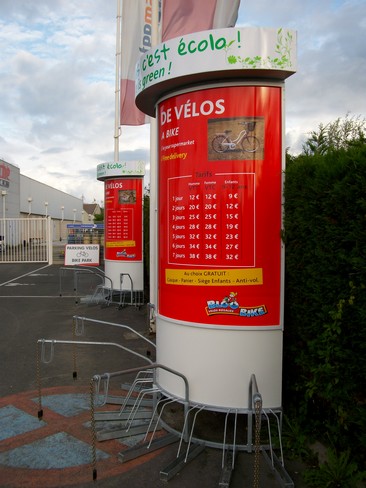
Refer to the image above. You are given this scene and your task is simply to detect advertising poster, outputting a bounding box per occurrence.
[158,85,283,327]
[104,178,143,261]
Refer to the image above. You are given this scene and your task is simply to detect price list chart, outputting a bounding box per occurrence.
[168,172,255,268]
[157,85,282,326]
[106,208,134,242]
[104,179,142,261]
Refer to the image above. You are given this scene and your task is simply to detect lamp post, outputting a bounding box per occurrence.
[28,197,33,216]
[73,209,76,224]
[45,201,48,217]
[1,190,6,249]
[60,206,65,242]
[1,190,6,220]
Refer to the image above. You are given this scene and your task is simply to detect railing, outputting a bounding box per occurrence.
[0,217,51,263]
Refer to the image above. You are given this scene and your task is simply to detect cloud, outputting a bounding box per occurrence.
[265,0,366,153]
[41,147,71,154]
[0,0,365,201]
[0,1,118,201]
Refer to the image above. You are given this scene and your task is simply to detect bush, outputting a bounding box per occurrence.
[283,141,366,467]
[303,448,366,487]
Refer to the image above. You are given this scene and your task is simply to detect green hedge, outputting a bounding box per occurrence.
[283,142,366,464]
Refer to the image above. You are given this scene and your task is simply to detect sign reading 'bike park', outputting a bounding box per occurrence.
[135,27,297,328]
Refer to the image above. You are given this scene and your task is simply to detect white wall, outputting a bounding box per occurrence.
[20,175,83,221]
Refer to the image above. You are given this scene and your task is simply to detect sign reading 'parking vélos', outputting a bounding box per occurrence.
[64,244,100,266]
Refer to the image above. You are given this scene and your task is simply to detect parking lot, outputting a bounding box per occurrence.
[0,263,299,487]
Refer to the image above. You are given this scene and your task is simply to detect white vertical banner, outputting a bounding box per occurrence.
[213,0,241,28]
[120,0,151,126]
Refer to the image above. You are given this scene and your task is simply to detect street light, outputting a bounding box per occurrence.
[28,197,33,216]
[45,201,48,217]
[1,190,6,220]
[60,206,65,242]
[73,209,76,224]
[1,191,6,249]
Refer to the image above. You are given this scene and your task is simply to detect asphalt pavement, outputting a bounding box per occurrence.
[0,263,299,488]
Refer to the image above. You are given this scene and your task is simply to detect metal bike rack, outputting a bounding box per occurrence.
[90,284,113,307]
[118,273,144,309]
[91,367,204,481]
[152,374,293,487]
[36,329,293,487]
[58,266,113,305]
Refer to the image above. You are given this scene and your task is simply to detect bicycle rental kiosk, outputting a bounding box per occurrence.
[135,27,296,418]
[97,160,145,298]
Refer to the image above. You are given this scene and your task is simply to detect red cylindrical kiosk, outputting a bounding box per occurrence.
[136,27,296,409]
[97,161,145,293]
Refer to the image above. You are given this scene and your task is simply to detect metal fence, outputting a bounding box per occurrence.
[0,217,52,263]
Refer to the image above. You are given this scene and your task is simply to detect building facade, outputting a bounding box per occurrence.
[1,158,83,242]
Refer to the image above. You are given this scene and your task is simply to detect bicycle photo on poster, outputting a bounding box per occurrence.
[207,116,265,161]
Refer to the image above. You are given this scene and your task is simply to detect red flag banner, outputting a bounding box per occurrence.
[162,0,240,41]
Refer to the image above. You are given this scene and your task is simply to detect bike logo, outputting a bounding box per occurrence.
[206,291,268,318]
[76,250,89,258]
[116,249,136,259]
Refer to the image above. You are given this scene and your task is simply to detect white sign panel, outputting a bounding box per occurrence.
[97,160,145,181]
[135,27,297,115]
[65,244,100,266]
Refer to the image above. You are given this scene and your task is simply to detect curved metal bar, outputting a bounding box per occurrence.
[73,315,85,337]
[93,373,110,407]
[39,339,55,364]
[269,409,285,467]
[94,375,101,399]
[37,339,153,365]
[145,397,176,446]
[263,410,274,467]
[119,374,154,415]
[222,409,232,468]
[177,405,199,458]
[125,384,156,423]
[185,405,206,462]
[147,302,156,324]
[127,385,163,430]
[250,373,262,407]
[219,408,239,467]
[125,387,160,431]
[72,315,156,349]
[232,410,238,469]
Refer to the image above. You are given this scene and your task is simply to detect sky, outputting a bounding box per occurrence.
[0,0,365,204]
